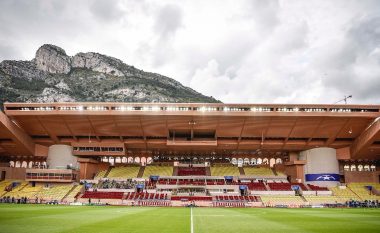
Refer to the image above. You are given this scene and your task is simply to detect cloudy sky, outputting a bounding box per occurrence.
[0,0,379,104]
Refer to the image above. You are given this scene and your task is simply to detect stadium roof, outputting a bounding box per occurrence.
[1,102,380,160]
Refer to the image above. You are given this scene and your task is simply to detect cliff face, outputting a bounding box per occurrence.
[0,44,220,107]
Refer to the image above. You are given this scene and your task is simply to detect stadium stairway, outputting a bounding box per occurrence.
[15,183,28,191]
[137,166,145,178]
[239,167,245,175]
[264,183,271,191]
[346,184,379,200]
[61,185,79,202]
[104,167,112,178]
[205,167,211,176]
[271,168,278,176]
[11,182,28,193]
[172,167,178,176]
[300,195,307,202]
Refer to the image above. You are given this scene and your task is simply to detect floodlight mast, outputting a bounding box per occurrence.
[334,95,352,104]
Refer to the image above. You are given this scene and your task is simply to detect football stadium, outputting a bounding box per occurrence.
[0,102,379,232]
[1,0,380,232]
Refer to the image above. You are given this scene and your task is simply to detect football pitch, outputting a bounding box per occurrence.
[0,205,379,233]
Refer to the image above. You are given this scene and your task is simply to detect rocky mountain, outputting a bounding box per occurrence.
[0,44,219,108]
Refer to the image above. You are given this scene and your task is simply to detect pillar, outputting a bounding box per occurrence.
[300,147,339,187]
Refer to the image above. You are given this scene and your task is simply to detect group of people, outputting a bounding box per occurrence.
[97,179,144,189]
[346,199,380,208]
[0,196,29,204]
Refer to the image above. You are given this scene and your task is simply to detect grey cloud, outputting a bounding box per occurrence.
[89,0,125,22]
[0,44,21,61]
[154,4,183,39]
[151,4,183,67]
[318,15,380,103]
[348,16,380,55]
[244,0,280,32]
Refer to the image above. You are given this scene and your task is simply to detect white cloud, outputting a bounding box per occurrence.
[0,0,379,104]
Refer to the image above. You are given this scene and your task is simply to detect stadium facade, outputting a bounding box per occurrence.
[0,102,379,207]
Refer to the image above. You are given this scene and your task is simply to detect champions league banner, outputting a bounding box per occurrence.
[305,173,340,181]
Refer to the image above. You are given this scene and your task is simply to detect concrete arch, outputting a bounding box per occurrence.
[275,158,282,164]
[257,158,262,164]
[140,157,147,166]
[243,158,250,165]
[269,158,276,167]
[231,158,237,165]
[263,158,269,165]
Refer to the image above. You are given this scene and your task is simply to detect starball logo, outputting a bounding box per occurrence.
[316,175,336,181]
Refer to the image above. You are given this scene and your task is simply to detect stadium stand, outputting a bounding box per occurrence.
[126,192,168,200]
[177,179,205,185]
[142,165,173,178]
[214,195,259,202]
[63,185,82,201]
[247,182,267,191]
[210,165,240,176]
[6,184,44,199]
[82,191,124,199]
[177,167,206,176]
[36,185,76,201]
[97,179,143,189]
[303,195,345,205]
[206,180,225,185]
[268,182,293,191]
[107,166,140,179]
[308,184,329,191]
[329,186,359,201]
[94,170,107,179]
[347,183,380,200]
[260,195,305,206]
[0,180,15,197]
[171,196,212,201]
[243,167,275,176]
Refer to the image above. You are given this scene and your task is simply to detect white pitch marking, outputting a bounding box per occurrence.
[190,207,194,233]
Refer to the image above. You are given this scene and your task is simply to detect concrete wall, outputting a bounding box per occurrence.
[284,164,305,183]
[46,145,78,169]
[0,167,26,180]
[79,160,109,179]
[344,171,380,183]
[300,147,339,187]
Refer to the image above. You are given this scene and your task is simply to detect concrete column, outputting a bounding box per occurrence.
[300,147,339,187]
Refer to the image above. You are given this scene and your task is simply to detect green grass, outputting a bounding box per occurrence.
[0,205,379,233]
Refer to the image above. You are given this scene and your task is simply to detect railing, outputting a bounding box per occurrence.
[4,102,380,114]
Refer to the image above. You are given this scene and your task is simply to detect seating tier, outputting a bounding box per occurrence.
[143,166,173,178]
[107,166,140,179]
[211,166,240,176]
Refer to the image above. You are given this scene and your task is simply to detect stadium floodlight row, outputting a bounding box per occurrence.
[0,102,379,207]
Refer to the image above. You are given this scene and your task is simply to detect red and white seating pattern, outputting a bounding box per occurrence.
[82,191,124,199]
[125,192,168,200]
